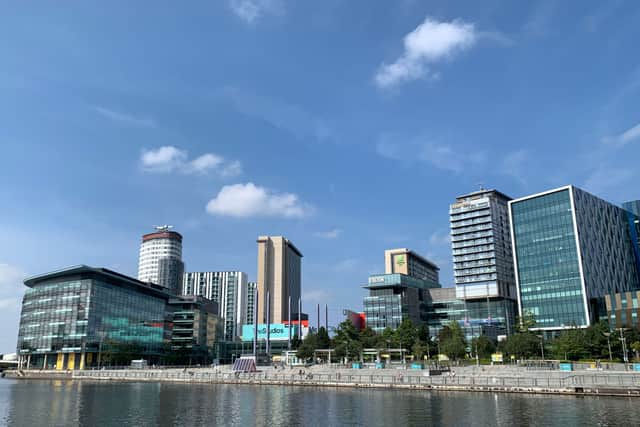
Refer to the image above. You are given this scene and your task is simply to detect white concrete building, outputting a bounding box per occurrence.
[137,226,183,295]
[182,271,248,341]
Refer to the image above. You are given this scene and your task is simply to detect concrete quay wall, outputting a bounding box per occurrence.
[7,368,640,397]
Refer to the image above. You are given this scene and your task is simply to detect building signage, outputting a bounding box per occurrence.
[369,276,386,284]
[241,323,297,342]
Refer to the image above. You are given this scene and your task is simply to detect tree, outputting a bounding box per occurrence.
[583,321,611,359]
[517,310,537,333]
[501,333,540,359]
[381,327,397,348]
[395,319,417,352]
[471,335,496,359]
[333,320,362,362]
[316,327,331,349]
[359,327,379,349]
[438,322,467,360]
[296,332,318,361]
[552,329,586,361]
[631,341,640,361]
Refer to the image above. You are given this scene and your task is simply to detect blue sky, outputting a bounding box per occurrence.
[1,1,640,352]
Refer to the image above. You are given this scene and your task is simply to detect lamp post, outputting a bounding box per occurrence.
[603,332,612,361]
[619,328,629,364]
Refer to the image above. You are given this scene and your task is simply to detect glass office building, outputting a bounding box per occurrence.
[510,186,640,331]
[363,274,440,332]
[17,266,170,370]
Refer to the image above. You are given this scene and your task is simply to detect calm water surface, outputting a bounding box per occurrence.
[1,378,639,426]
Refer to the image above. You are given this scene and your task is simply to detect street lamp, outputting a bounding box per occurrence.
[619,328,629,364]
[603,332,613,361]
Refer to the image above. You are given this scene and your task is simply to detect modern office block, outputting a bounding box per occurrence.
[137,226,184,295]
[425,288,515,341]
[256,236,303,324]
[384,248,439,283]
[604,291,640,330]
[363,273,440,333]
[167,295,221,362]
[17,265,171,370]
[450,189,516,300]
[510,185,640,331]
[182,271,248,341]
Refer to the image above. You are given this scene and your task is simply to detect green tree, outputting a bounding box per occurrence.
[552,328,587,361]
[500,333,540,359]
[333,320,362,362]
[631,341,640,361]
[583,321,611,359]
[438,322,467,360]
[517,310,537,333]
[395,319,417,352]
[316,327,331,349]
[359,327,379,349]
[381,327,397,348]
[296,332,318,361]
[471,335,496,359]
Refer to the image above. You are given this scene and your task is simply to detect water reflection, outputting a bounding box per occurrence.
[1,379,639,426]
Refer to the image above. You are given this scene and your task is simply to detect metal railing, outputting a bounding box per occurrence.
[72,369,640,390]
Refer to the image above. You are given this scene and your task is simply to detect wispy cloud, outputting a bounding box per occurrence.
[93,106,156,128]
[223,86,335,144]
[376,134,486,174]
[374,17,477,88]
[0,263,26,310]
[428,230,451,247]
[602,122,640,147]
[206,182,312,218]
[140,146,242,177]
[501,149,530,186]
[229,0,284,25]
[313,228,342,239]
[302,288,331,304]
[583,166,634,197]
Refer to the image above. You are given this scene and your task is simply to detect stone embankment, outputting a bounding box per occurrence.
[6,366,640,397]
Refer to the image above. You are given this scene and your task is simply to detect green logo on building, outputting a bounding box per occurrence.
[395,255,406,266]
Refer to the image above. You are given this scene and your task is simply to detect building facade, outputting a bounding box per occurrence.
[450,189,516,301]
[363,273,440,333]
[182,271,248,341]
[17,266,170,370]
[137,227,184,295]
[425,287,515,341]
[256,236,303,324]
[245,281,257,326]
[604,291,640,330]
[510,185,640,331]
[167,295,221,363]
[384,248,440,283]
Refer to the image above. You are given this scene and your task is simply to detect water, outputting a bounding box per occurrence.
[1,378,639,426]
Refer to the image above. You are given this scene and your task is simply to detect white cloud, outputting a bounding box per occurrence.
[229,0,283,24]
[602,122,640,147]
[189,153,224,173]
[93,106,156,128]
[374,17,477,88]
[140,146,187,173]
[140,146,242,177]
[313,228,341,239]
[206,182,311,218]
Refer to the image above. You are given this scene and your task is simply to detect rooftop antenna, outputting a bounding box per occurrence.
[476,182,485,191]
[154,225,174,232]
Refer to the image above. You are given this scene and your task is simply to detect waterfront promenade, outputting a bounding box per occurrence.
[8,364,640,397]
